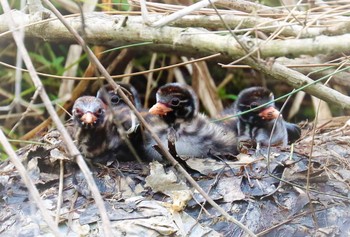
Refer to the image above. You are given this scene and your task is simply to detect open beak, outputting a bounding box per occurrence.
[259,106,280,120]
[81,112,97,125]
[149,103,173,115]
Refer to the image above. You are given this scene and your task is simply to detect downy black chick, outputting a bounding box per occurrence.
[72,96,117,162]
[95,83,144,161]
[146,83,238,160]
[72,84,143,163]
[228,87,301,150]
[96,83,140,134]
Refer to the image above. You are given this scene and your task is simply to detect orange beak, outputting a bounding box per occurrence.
[81,112,97,124]
[149,103,173,115]
[259,106,280,120]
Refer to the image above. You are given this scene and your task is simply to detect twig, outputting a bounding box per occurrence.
[1,1,113,236]
[152,0,218,27]
[1,12,350,107]
[140,0,151,25]
[0,128,61,236]
[189,166,226,233]
[306,96,320,228]
[55,159,64,225]
[305,59,347,227]
[216,0,299,16]
[9,86,41,136]
[144,53,157,108]
[41,0,256,235]
[209,0,350,110]
[266,89,293,167]
[244,58,350,109]
[0,53,221,80]
[222,63,350,68]
[214,64,350,124]
[256,206,330,236]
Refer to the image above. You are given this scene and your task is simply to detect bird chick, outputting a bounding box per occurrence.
[232,87,300,150]
[146,83,238,160]
[72,96,115,161]
[96,83,146,162]
[96,83,140,134]
[72,83,144,163]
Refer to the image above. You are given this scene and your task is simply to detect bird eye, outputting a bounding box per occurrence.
[170,98,180,106]
[110,95,120,104]
[96,108,103,115]
[250,102,259,109]
[74,108,83,116]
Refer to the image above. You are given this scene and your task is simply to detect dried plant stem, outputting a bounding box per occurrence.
[0,130,61,236]
[216,0,300,16]
[152,0,218,27]
[55,159,64,225]
[1,12,348,109]
[0,53,221,80]
[42,0,255,235]
[140,0,151,24]
[144,53,157,108]
[305,61,345,227]
[1,1,113,236]
[9,86,41,136]
[244,58,350,109]
[256,207,329,236]
[223,63,350,68]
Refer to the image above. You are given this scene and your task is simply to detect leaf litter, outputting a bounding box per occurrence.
[0,117,350,236]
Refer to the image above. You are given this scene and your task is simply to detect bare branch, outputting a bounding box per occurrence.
[1,11,348,108]
[0,12,349,57]
[152,0,218,27]
[1,4,60,237]
[243,57,350,109]
[1,2,113,236]
[0,128,62,236]
[216,0,297,16]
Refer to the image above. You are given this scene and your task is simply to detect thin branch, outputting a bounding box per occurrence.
[1,12,350,57]
[243,58,350,109]
[55,159,64,224]
[222,62,350,68]
[216,0,305,17]
[1,12,349,108]
[0,128,61,236]
[0,53,221,80]
[140,0,151,24]
[1,2,113,236]
[174,15,321,38]
[9,86,41,136]
[152,0,218,27]
[256,207,330,236]
[2,11,350,107]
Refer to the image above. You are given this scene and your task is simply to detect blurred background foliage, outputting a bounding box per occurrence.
[1,0,349,159]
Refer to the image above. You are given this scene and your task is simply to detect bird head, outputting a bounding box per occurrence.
[235,87,280,124]
[96,83,141,110]
[72,96,107,129]
[149,83,199,126]
[96,83,141,134]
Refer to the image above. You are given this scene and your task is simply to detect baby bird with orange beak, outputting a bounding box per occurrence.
[146,83,238,160]
[229,87,300,150]
[72,83,143,163]
[72,96,112,160]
